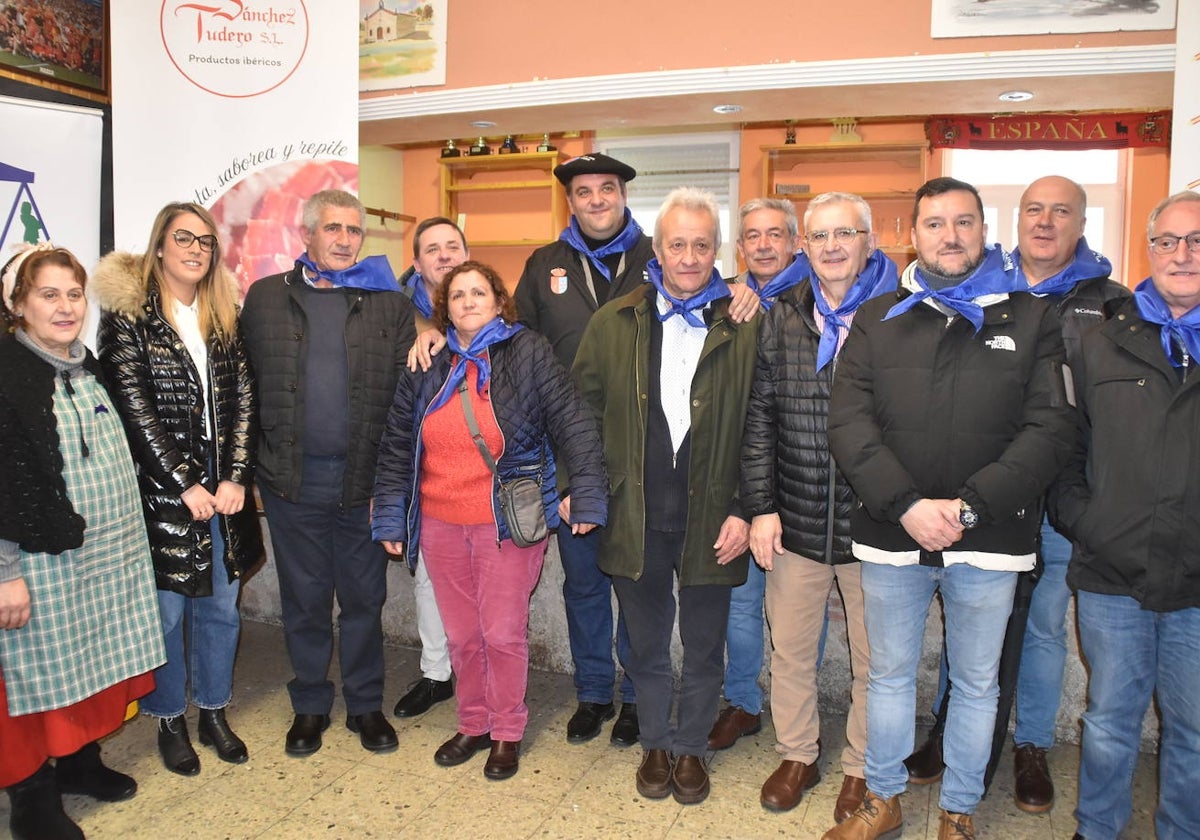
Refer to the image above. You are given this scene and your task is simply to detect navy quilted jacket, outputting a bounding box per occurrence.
[372,327,606,567]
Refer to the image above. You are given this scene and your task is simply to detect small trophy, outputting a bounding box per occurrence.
[468,136,491,156]
[536,133,556,152]
[440,139,461,158]
[784,121,796,145]
[499,135,519,154]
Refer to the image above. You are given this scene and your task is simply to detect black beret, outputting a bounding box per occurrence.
[553,153,637,186]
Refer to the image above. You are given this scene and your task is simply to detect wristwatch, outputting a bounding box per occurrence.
[959,500,980,530]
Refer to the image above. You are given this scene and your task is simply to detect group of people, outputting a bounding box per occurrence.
[0,151,1195,840]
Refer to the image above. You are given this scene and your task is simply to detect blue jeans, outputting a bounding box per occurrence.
[862,562,1017,814]
[722,559,765,714]
[141,516,241,717]
[1014,516,1072,748]
[1076,593,1200,840]
[557,524,634,705]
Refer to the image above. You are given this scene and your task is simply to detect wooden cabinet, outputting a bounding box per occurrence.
[439,151,567,248]
[761,142,929,262]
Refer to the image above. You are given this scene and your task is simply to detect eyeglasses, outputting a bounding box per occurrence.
[805,228,866,246]
[171,229,218,252]
[664,239,714,257]
[1149,232,1200,256]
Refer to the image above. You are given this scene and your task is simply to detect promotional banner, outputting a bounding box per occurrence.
[0,95,103,340]
[927,112,1171,151]
[1171,1,1199,193]
[110,2,358,296]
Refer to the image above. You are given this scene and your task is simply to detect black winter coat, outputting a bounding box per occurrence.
[828,289,1076,559]
[94,253,262,596]
[372,327,607,567]
[239,266,416,507]
[1052,298,1200,612]
[740,282,856,565]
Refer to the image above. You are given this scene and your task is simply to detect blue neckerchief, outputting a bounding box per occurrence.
[296,253,399,292]
[747,251,813,311]
[558,211,645,281]
[645,259,731,328]
[1017,236,1113,298]
[404,271,434,317]
[427,317,525,413]
[883,244,1017,333]
[812,250,899,371]
[1133,278,1200,369]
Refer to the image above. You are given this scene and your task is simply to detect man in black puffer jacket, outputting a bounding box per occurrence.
[741,192,897,821]
[241,190,415,758]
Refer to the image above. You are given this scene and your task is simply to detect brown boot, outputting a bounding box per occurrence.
[938,810,975,840]
[1013,743,1054,813]
[905,727,944,784]
[834,774,868,823]
[820,790,902,840]
[759,759,819,812]
[706,705,762,751]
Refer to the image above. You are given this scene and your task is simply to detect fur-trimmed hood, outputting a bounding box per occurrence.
[91,250,238,321]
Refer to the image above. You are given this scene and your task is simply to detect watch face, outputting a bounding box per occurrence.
[960,505,980,529]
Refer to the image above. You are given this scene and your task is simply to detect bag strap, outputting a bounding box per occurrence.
[457,380,500,476]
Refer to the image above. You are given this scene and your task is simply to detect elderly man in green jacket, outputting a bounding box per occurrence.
[573,187,759,807]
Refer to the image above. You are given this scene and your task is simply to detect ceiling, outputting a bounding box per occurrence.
[358,46,1176,148]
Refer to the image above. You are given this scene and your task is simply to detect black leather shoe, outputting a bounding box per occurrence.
[905,726,944,784]
[54,741,137,802]
[434,732,492,766]
[198,707,248,764]
[566,701,615,744]
[610,703,639,746]
[346,710,398,753]
[393,677,454,717]
[483,740,520,780]
[157,715,200,776]
[7,762,84,840]
[285,713,330,757]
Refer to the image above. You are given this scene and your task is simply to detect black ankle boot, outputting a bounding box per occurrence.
[54,740,137,802]
[157,715,200,776]
[197,707,248,764]
[6,762,84,840]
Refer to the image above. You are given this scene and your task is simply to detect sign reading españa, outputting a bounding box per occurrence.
[927,113,1171,150]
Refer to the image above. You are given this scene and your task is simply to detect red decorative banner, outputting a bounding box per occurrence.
[926,112,1171,150]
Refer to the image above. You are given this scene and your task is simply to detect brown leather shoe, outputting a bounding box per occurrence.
[905,728,944,784]
[706,705,762,751]
[671,754,710,805]
[635,749,673,799]
[1013,743,1054,813]
[938,810,975,840]
[834,774,868,823]
[482,740,520,780]
[434,732,492,767]
[760,759,820,812]
[820,791,903,840]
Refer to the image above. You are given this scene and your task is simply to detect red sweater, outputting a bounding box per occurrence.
[419,363,503,526]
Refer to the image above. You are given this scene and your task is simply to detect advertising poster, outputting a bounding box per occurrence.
[110,2,358,297]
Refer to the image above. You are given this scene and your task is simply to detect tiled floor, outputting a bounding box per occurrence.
[2,620,1157,839]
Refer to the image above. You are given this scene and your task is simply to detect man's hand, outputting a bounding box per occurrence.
[407,328,447,372]
[899,498,964,552]
[727,282,761,324]
[0,577,31,630]
[213,481,246,515]
[713,515,751,565]
[749,513,785,571]
[381,540,405,557]
[558,495,598,536]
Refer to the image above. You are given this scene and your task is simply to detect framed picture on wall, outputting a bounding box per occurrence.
[931,0,1177,38]
[0,0,107,95]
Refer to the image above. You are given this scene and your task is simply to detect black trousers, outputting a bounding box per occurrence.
[612,529,732,756]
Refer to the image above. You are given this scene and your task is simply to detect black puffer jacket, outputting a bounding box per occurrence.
[740,282,856,565]
[94,252,262,596]
[372,327,607,568]
[239,266,416,506]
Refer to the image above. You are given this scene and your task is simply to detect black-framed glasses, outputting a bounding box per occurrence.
[805,228,866,246]
[171,229,218,252]
[1149,232,1200,256]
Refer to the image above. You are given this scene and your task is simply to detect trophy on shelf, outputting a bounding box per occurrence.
[441,139,461,158]
[784,121,796,145]
[468,136,492,156]
[537,133,556,152]
[499,135,519,154]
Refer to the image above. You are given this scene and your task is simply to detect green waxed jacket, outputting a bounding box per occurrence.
[572,285,758,587]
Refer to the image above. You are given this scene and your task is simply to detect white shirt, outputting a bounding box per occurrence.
[655,292,708,460]
[172,296,211,439]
